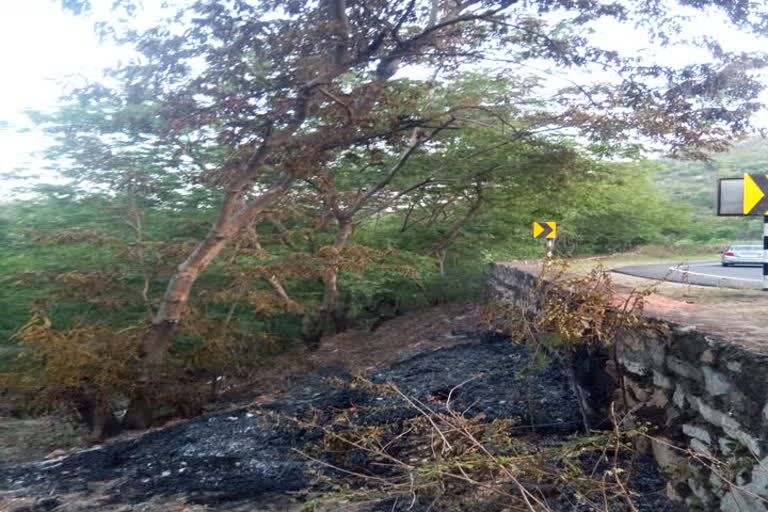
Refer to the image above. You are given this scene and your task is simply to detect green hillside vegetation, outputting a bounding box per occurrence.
[654,137,768,242]
[2,0,767,438]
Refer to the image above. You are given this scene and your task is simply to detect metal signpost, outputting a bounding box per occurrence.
[532,221,557,262]
[716,174,768,290]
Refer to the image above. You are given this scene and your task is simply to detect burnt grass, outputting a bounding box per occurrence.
[0,330,679,511]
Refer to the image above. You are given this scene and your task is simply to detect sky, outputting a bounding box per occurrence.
[1,1,767,199]
[0,0,167,196]
[0,1,106,185]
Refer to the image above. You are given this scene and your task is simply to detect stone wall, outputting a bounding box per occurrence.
[487,262,768,511]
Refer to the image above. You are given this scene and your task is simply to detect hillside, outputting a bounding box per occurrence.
[653,137,768,241]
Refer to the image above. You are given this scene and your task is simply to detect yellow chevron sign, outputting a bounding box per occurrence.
[743,174,768,215]
[532,221,556,239]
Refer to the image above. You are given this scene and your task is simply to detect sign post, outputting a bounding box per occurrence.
[741,174,768,291]
[533,221,557,264]
[764,216,768,292]
[716,174,768,291]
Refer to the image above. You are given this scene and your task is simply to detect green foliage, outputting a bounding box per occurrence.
[0,71,761,426]
[654,137,768,243]
[557,163,695,255]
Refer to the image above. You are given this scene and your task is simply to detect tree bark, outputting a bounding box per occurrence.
[122,175,293,429]
[302,220,354,348]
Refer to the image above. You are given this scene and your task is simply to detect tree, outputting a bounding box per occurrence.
[41,0,768,428]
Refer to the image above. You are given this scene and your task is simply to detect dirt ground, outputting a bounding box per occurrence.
[222,300,488,404]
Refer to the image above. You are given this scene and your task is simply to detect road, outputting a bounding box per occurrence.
[612,261,765,289]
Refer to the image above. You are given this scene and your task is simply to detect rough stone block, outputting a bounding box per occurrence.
[710,471,726,494]
[673,386,687,409]
[649,338,667,367]
[653,370,675,390]
[666,481,686,502]
[703,366,734,396]
[719,437,737,456]
[691,396,742,432]
[619,357,650,376]
[720,486,768,512]
[723,427,763,458]
[666,406,682,427]
[648,388,670,408]
[674,325,697,335]
[683,423,713,444]
[652,436,688,474]
[667,356,703,382]
[690,438,714,458]
[689,477,715,507]
[627,379,650,401]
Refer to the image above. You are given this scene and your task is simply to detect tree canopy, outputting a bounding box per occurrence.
[3,0,768,433]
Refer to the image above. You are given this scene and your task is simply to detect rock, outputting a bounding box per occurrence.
[673,325,697,335]
[720,488,768,512]
[667,356,703,382]
[673,386,687,409]
[665,406,682,427]
[647,389,670,408]
[682,423,712,444]
[634,435,652,455]
[702,366,734,396]
[44,449,69,460]
[689,477,715,507]
[620,357,650,376]
[719,437,737,456]
[722,427,763,458]
[652,436,687,474]
[762,401,768,422]
[690,438,713,458]
[710,471,726,494]
[627,380,651,401]
[690,396,742,432]
[666,481,686,502]
[34,498,60,511]
[653,371,675,390]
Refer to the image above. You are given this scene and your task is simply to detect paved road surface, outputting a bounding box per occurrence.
[613,261,764,289]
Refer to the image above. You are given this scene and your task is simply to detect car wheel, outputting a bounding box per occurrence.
[722,262,730,267]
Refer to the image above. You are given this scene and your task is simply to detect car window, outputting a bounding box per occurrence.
[732,245,762,250]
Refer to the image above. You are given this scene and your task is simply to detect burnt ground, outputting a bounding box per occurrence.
[0,303,485,464]
[0,326,679,512]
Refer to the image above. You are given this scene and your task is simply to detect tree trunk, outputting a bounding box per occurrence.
[122,176,292,429]
[76,385,121,441]
[302,220,354,348]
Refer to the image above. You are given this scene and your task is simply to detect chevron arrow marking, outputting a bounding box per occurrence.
[532,221,556,239]
[744,174,768,215]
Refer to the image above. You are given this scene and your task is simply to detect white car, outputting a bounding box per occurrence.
[721,244,763,266]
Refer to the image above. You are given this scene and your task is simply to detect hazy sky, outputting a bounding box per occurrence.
[1,1,767,198]
[0,0,165,194]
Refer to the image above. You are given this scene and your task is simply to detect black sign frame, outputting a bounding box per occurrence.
[717,178,750,216]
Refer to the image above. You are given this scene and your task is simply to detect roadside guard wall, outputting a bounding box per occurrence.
[487,262,768,511]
